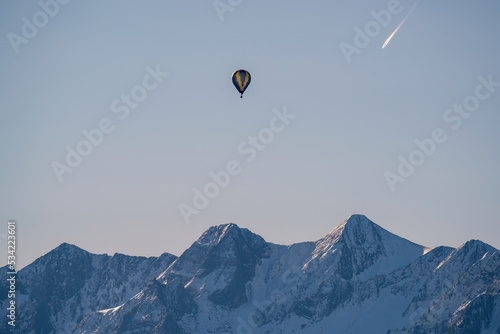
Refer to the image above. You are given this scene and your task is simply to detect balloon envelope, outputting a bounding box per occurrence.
[232,70,251,98]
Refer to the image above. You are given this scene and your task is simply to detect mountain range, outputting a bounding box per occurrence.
[1,214,499,333]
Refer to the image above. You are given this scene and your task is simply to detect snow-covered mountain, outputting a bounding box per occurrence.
[2,215,499,333]
[0,244,177,333]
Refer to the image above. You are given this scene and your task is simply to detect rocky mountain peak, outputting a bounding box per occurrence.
[309,215,425,280]
[196,222,240,246]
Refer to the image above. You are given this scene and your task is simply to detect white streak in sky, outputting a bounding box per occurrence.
[382,0,421,49]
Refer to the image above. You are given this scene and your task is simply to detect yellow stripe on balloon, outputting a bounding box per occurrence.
[242,72,249,90]
[236,72,244,91]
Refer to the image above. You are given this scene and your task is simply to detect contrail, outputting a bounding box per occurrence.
[382,0,421,49]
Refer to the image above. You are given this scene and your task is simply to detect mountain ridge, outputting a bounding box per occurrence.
[1,215,498,333]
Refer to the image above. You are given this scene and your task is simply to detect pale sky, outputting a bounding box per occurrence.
[1,0,499,269]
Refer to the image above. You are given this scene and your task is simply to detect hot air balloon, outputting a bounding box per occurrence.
[232,69,251,98]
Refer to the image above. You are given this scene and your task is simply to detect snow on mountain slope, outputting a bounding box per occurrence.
[241,236,500,334]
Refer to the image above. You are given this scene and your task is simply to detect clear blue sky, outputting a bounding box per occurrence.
[1,0,499,269]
